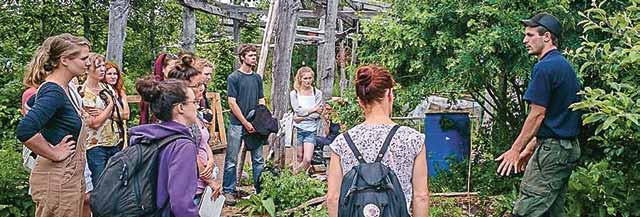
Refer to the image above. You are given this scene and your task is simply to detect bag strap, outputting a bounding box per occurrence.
[342,132,366,164]
[375,125,400,162]
[342,125,400,164]
[156,134,192,149]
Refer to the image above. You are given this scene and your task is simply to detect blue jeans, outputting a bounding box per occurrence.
[87,146,121,185]
[222,124,265,194]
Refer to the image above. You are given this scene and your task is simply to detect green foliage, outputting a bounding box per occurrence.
[238,194,276,217]
[565,1,640,216]
[0,129,33,217]
[260,169,326,212]
[430,198,464,217]
[567,160,638,217]
[238,168,326,216]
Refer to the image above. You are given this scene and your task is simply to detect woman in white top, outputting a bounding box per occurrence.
[326,65,430,217]
[289,66,324,174]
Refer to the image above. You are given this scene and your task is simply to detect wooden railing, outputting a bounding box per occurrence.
[127,92,227,150]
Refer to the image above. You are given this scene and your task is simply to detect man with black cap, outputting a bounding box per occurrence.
[495,12,582,216]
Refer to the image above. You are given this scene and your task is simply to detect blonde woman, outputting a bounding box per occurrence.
[289,66,324,174]
[16,33,91,217]
[81,53,122,188]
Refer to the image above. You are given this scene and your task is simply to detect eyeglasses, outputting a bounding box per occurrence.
[188,83,206,91]
[181,100,199,106]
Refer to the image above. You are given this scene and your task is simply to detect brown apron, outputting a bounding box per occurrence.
[29,114,89,216]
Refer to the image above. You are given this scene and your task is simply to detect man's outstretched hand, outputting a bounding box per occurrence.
[496,149,521,176]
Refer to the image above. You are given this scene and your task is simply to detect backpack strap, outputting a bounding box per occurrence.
[342,132,366,164]
[156,134,192,149]
[375,125,400,163]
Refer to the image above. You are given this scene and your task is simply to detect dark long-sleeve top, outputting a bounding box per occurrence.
[16,82,82,145]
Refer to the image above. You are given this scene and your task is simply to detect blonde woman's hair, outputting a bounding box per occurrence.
[195,58,214,71]
[23,33,90,88]
[85,53,105,75]
[293,66,314,92]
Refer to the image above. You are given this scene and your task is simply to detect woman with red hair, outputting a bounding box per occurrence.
[102,62,129,147]
[139,53,177,124]
[325,65,430,217]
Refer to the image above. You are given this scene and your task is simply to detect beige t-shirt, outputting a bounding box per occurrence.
[82,83,121,149]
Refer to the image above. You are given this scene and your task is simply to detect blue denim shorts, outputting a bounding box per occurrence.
[296,129,316,146]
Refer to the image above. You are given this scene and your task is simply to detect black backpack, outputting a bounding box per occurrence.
[90,134,192,217]
[338,125,410,217]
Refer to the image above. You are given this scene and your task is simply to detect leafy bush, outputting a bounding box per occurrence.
[260,169,326,212]
[565,1,640,216]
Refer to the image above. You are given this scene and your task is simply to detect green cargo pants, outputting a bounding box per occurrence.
[513,138,580,217]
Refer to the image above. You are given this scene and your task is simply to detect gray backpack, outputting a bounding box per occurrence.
[90,134,191,217]
[338,125,410,217]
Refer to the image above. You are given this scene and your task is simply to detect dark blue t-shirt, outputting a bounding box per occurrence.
[226,70,264,125]
[16,82,82,145]
[523,49,581,139]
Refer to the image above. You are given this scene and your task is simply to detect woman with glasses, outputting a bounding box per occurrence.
[290,66,324,174]
[130,77,200,216]
[168,53,222,204]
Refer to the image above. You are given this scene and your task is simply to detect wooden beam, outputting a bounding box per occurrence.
[181,6,196,52]
[296,25,324,35]
[178,0,247,21]
[257,0,279,76]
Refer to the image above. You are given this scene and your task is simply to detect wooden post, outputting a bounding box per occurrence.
[106,0,130,69]
[256,0,279,76]
[351,19,359,66]
[233,19,241,70]
[270,0,299,168]
[338,18,348,96]
[182,6,196,53]
[316,14,325,83]
[317,0,338,99]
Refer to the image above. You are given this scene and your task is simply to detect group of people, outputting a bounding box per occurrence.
[15,12,581,217]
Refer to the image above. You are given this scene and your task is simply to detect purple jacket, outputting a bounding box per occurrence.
[128,121,199,217]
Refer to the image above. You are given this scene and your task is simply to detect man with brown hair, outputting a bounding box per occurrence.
[222,44,265,205]
[496,13,581,217]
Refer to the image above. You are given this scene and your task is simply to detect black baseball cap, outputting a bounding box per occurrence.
[521,13,562,38]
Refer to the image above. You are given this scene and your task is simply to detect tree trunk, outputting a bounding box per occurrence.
[317,0,338,99]
[181,6,196,53]
[106,0,131,69]
[270,0,299,168]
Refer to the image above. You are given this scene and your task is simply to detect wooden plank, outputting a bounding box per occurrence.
[127,95,141,104]
[208,92,218,145]
[256,0,279,76]
[178,0,247,21]
[212,93,227,146]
